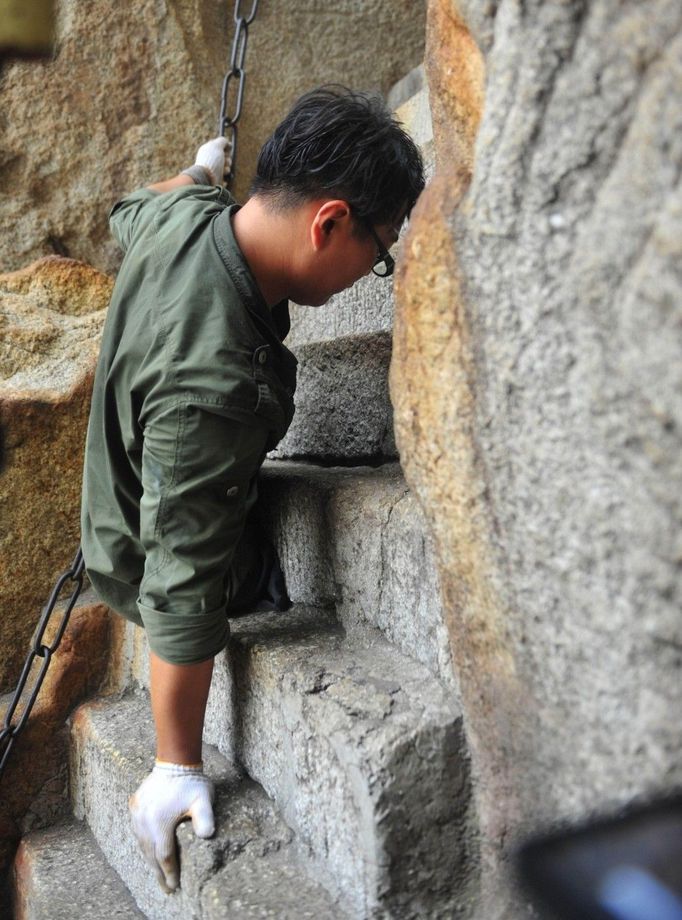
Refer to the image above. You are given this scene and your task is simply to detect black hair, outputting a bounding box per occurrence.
[250,85,425,229]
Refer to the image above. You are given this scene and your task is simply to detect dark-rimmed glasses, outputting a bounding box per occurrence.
[363,222,396,278]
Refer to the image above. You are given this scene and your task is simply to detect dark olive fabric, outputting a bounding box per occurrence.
[80,184,297,664]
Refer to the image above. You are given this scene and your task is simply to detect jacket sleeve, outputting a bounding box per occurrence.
[137,398,269,665]
[108,188,162,253]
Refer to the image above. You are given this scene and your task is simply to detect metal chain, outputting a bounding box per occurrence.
[217,0,260,187]
[0,546,85,784]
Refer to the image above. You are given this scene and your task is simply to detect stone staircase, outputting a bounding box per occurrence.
[11,77,473,919]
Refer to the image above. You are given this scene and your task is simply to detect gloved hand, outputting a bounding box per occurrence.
[193,136,230,185]
[129,760,215,892]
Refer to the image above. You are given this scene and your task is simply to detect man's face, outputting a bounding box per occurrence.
[296,209,402,307]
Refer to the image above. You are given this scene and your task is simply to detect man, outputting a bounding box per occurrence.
[80,85,425,892]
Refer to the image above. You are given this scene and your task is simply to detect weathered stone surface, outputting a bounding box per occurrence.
[0,0,426,276]
[387,63,426,111]
[71,691,347,920]
[257,461,456,687]
[13,820,146,919]
[200,848,343,920]
[271,333,396,461]
[0,257,110,691]
[101,600,151,697]
[0,255,110,390]
[425,0,483,173]
[0,595,111,890]
[392,0,682,915]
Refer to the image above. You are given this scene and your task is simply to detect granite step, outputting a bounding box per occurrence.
[69,691,347,920]
[257,460,456,688]
[112,606,470,919]
[12,819,145,919]
[12,820,145,920]
[211,606,470,918]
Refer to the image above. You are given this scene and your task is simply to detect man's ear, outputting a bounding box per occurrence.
[310,199,352,251]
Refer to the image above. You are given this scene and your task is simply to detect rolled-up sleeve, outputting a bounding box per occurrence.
[109,188,162,253]
[137,398,269,664]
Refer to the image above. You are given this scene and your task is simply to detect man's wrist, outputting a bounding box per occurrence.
[181,164,213,185]
[154,759,204,772]
[155,759,204,767]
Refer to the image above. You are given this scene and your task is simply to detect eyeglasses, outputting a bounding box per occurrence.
[363,222,396,278]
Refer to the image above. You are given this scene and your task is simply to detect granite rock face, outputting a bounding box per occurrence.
[392,0,682,914]
[0,0,426,276]
[0,257,110,691]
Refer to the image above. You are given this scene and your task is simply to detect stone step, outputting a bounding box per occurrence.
[104,462,454,694]
[69,691,347,920]
[12,819,146,919]
[212,607,469,918]
[257,460,456,688]
[113,606,470,918]
[271,331,396,462]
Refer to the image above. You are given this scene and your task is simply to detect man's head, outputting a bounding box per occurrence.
[247,85,425,305]
[252,84,425,228]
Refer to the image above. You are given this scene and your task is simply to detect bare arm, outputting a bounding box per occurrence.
[150,651,214,764]
[131,651,216,891]
[147,174,195,194]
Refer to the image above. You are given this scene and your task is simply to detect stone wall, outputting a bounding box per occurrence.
[392,0,682,915]
[0,0,426,276]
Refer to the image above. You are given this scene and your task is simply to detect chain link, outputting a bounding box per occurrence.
[0,547,85,784]
[217,0,260,186]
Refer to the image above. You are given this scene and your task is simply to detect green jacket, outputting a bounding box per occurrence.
[80,184,297,664]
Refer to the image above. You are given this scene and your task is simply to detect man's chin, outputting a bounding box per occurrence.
[306,294,332,308]
[294,288,336,307]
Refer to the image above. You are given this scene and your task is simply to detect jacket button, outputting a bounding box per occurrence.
[258,351,267,365]
[226,486,239,497]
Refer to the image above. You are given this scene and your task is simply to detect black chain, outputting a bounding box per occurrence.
[0,547,85,785]
[218,0,259,186]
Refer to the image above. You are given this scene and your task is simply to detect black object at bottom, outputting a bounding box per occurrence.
[517,793,682,920]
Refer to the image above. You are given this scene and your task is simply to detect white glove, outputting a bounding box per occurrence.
[193,136,230,185]
[129,760,215,892]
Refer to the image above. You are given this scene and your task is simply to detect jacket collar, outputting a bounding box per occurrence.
[213,204,291,345]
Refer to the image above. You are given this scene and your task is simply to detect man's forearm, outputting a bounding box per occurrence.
[150,651,214,764]
[147,174,195,194]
